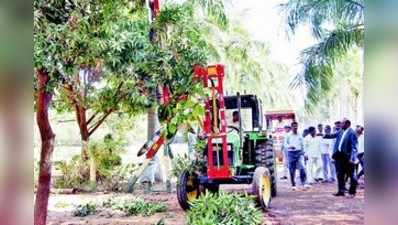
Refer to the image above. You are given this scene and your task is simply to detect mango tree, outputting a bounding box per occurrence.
[34,0,216,223]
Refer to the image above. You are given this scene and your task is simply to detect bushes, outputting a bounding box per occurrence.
[53,155,89,189]
[171,154,194,178]
[100,163,138,192]
[187,192,262,225]
[113,199,167,216]
[72,197,167,217]
[171,138,207,179]
[53,134,138,191]
[73,202,97,217]
[89,134,125,181]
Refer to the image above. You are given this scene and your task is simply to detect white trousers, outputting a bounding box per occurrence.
[307,156,322,183]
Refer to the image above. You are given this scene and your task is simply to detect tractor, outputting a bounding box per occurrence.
[176,65,276,211]
[136,0,276,212]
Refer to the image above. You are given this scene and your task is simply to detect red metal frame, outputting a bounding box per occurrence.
[195,64,230,179]
[149,0,160,20]
[144,64,231,180]
[146,135,165,159]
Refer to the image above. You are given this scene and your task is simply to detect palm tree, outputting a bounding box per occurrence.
[197,11,293,108]
[280,0,364,110]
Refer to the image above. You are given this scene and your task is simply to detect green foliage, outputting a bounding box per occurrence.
[72,197,166,218]
[101,163,138,192]
[104,198,167,217]
[280,0,363,38]
[187,191,262,225]
[88,134,125,179]
[53,135,137,191]
[191,0,228,30]
[34,0,218,138]
[73,202,97,217]
[53,155,88,189]
[172,135,208,179]
[292,27,364,111]
[280,0,364,110]
[171,154,194,178]
[159,91,206,138]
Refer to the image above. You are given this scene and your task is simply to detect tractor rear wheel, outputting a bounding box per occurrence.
[177,170,200,210]
[252,167,272,210]
[255,140,277,197]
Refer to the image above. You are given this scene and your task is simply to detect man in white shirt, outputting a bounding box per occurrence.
[281,125,291,180]
[285,121,309,190]
[321,125,336,182]
[304,127,322,184]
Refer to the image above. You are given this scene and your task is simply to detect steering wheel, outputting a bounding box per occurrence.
[227,125,240,133]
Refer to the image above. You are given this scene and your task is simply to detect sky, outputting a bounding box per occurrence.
[229,0,315,67]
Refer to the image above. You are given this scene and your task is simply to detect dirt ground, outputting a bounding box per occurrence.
[47,173,364,225]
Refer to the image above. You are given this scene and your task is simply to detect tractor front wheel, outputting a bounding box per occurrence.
[252,167,272,210]
[177,170,200,210]
[255,140,277,197]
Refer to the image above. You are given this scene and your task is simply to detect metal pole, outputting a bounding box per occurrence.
[237,92,243,149]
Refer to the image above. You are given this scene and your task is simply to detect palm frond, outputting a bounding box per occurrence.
[191,0,229,30]
[279,0,364,39]
[291,25,364,110]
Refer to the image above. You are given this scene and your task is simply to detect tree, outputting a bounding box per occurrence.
[34,69,56,225]
[280,0,364,110]
[34,0,70,223]
[36,0,156,183]
[34,0,221,190]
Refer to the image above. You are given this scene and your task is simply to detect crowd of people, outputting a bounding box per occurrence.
[280,119,364,198]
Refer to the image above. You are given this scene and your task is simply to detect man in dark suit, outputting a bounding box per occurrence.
[324,118,358,197]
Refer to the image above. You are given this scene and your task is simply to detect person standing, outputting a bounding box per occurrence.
[304,127,322,184]
[317,124,324,137]
[321,125,336,182]
[285,121,309,190]
[330,121,342,181]
[356,125,365,180]
[316,124,325,181]
[333,121,342,132]
[302,128,309,138]
[281,125,291,180]
[324,118,358,197]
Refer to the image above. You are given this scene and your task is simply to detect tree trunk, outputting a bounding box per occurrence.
[89,155,97,183]
[34,69,55,225]
[75,105,89,160]
[74,105,98,183]
[78,70,97,183]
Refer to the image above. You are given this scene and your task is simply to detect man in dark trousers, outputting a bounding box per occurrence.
[324,118,358,197]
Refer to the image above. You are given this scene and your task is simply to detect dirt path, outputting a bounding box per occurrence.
[48,177,364,225]
[265,179,364,225]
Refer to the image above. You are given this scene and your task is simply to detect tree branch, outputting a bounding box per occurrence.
[86,112,99,125]
[87,82,126,137]
[63,84,81,107]
[88,109,114,137]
